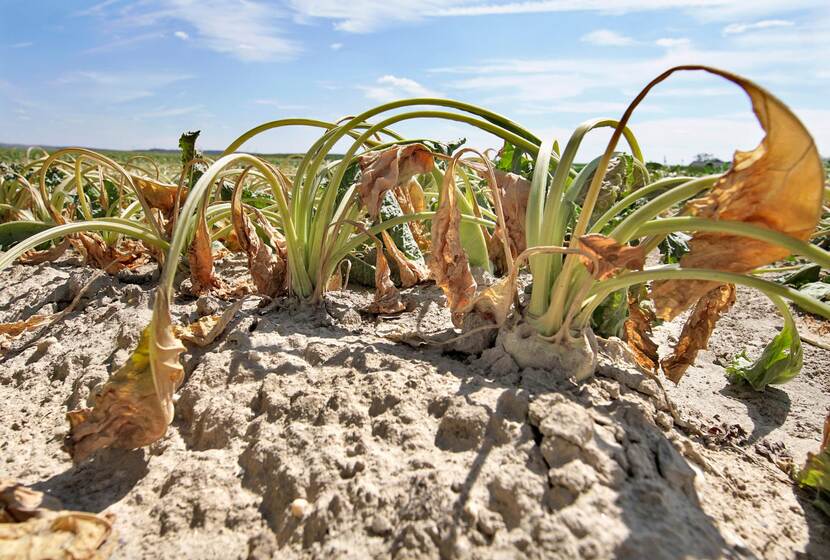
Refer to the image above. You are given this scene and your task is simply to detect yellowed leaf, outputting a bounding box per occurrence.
[366,247,405,315]
[578,234,646,280]
[380,231,428,289]
[1,480,116,559]
[651,69,823,320]
[174,299,243,347]
[129,175,185,215]
[661,283,736,383]
[429,165,477,328]
[358,144,434,217]
[66,289,185,461]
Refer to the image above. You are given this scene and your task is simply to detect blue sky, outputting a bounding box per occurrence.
[1,0,828,162]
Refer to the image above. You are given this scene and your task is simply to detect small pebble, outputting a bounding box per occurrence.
[290,498,310,518]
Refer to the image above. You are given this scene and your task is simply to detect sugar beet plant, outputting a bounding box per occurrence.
[1,65,829,507]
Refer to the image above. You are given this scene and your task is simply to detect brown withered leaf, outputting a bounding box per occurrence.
[358,144,434,217]
[651,69,823,320]
[578,234,646,280]
[1,480,116,559]
[129,175,186,215]
[366,247,405,315]
[70,234,150,274]
[661,283,736,383]
[429,166,477,328]
[469,276,515,326]
[231,197,288,298]
[394,179,430,251]
[381,231,429,288]
[174,299,243,347]
[187,202,222,295]
[66,289,185,461]
[0,314,51,341]
[622,294,659,373]
[19,238,70,265]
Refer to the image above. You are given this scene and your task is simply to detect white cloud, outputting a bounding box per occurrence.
[135,105,203,119]
[655,37,691,48]
[254,99,308,111]
[174,30,189,40]
[85,0,299,61]
[287,1,826,32]
[10,42,34,49]
[723,19,794,35]
[53,71,193,104]
[361,75,442,102]
[330,42,343,50]
[581,30,635,46]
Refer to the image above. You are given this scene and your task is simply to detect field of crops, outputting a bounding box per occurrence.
[1,66,829,559]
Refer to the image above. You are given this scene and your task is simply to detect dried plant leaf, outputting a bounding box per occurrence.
[71,234,149,274]
[19,238,70,265]
[66,290,185,461]
[187,203,222,294]
[174,299,243,347]
[1,480,117,559]
[0,314,51,340]
[651,70,823,320]
[661,284,736,383]
[469,276,514,326]
[381,231,429,288]
[578,234,646,280]
[623,293,659,373]
[429,167,477,328]
[231,201,288,298]
[358,144,434,217]
[129,175,185,215]
[366,247,405,314]
[395,180,429,251]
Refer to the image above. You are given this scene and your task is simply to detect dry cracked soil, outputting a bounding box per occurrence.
[1,255,828,559]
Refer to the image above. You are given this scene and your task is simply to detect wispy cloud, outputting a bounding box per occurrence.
[360,75,442,102]
[54,71,193,104]
[723,19,794,35]
[84,0,300,61]
[330,42,343,50]
[254,99,308,111]
[288,1,826,32]
[135,105,203,119]
[174,30,189,40]
[10,42,34,49]
[655,37,691,48]
[581,30,635,46]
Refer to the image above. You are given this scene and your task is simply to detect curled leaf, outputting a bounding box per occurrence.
[727,299,802,390]
[1,480,117,559]
[469,166,530,263]
[623,293,659,373]
[358,144,434,217]
[578,234,646,280]
[651,69,823,320]
[174,299,243,347]
[0,314,51,340]
[66,289,185,461]
[366,246,405,315]
[70,234,150,274]
[394,179,430,251]
[429,165,477,327]
[19,238,70,265]
[381,231,429,288]
[129,175,185,215]
[187,202,222,294]
[231,200,288,298]
[661,283,736,383]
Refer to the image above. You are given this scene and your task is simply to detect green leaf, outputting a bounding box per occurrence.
[779,264,821,288]
[659,231,692,265]
[727,298,802,390]
[797,445,830,517]
[0,221,54,250]
[800,281,830,301]
[591,288,629,338]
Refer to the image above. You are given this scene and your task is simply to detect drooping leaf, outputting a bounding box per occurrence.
[0,221,53,251]
[658,231,692,265]
[66,289,185,461]
[365,245,405,315]
[357,144,434,217]
[727,308,802,390]
[381,231,429,289]
[429,163,477,327]
[378,190,423,261]
[652,70,824,320]
[19,238,71,265]
[70,234,150,274]
[186,201,222,294]
[231,197,288,298]
[578,234,646,280]
[129,175,185,215]
[623,291,659,373]
[1,480,117,559]
[661,283,737,383]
